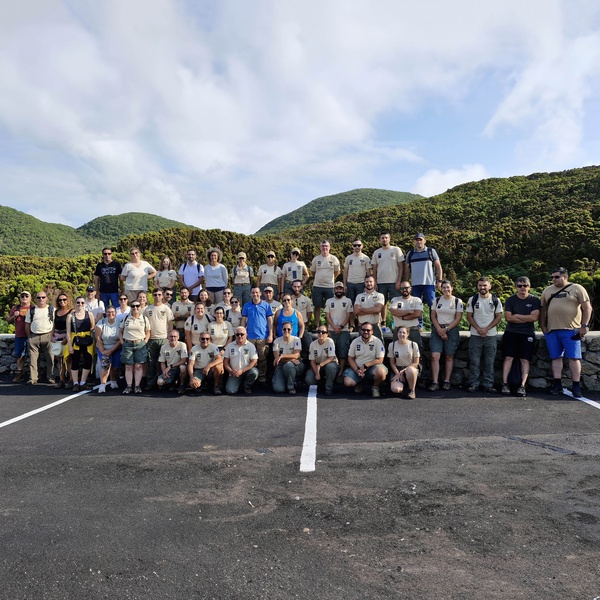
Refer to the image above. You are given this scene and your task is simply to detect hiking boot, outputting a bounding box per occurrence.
[55,380,65,389]
[134,386,142,394]
[213,386,222,396]
[501,383,510,395]
[571,383,582,399]
[428,382,439,391]
[13,371,24,383]
[467,385,478,393]
[442,381,451,391]
[371,386,381,398]
[517,386,526,397]
[72,383,80,393]
[550,380,563,395]
[122,386,132,395]
[483,387,495,394]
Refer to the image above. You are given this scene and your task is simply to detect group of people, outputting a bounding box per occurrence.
[8,233,592,399]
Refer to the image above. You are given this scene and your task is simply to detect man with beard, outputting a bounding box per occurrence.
[324,281,353,375]
[389,282,424,350]
[94,247,123,309]
[353,275,385,342]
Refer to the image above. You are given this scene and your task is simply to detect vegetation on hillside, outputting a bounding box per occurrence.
[255,188,422,235]
[0,206,193,257]
[1,167,600,329]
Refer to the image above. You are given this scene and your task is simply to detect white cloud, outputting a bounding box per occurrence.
[0,1,598,234]
[412,165,490,198]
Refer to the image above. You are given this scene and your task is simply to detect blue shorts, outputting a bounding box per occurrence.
[98,348,122,369]
[343,364,388,383]
[545,330,581,360]
[13,337,28,358]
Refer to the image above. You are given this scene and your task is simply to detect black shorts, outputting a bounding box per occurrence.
[502,331,535,361]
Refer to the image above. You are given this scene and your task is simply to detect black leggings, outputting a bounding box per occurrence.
[72,347,93,371]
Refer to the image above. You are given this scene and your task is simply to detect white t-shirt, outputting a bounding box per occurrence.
[466,294,503,336]
[122,261,156,291]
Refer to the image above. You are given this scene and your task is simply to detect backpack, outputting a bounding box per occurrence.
[470,294,499,312]
[405,247,435,265]
[30,305,54,323]
[180,262,202,274]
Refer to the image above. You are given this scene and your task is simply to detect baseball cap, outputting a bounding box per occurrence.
[237,252,247,259]
[86,285,96,292]
[334,282,344,289]
[414,233,425,239]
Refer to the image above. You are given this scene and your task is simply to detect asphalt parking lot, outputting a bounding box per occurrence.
[1,380,600,599]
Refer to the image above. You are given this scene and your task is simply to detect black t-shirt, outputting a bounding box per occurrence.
[94,260,123,293]
[505,294,541,335]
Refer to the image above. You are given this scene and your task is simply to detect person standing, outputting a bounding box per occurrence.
[290,280,314,356]
[119,301,150,395]
[280,248,309,296]
[257,252,282,296]
[466,277,503,393]
[178,249,204,302]
[389,282,423,347]
[403,233,443,327]
[343,239,371,304]
[7,290,32,383]
[155,256,178,295]
[66,296,95,392]
[500,277,541,397]
[232,252,254,307]
[223,327,259,395]
[144,290,174,389]
[120,247,156,303]
[353,275,385,342]
[24,290,55,385]
[370,232,404,324]
[93,247,122,309]
[204,248,229,304]
[310,240,341,328]
[241,287,274,384]
[540,267,592,398]
[95,305,122,394]
[85,285,105,322]
[324,282,353,375]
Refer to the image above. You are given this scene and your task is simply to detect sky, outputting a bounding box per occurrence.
[1,0,600,235]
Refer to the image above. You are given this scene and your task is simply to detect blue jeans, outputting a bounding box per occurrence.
[100,292,120,310]
[411,284,436,329]
[305,361,339,393]
[468,335,498,389]
[226,368,259,394]
[272,361,305,392]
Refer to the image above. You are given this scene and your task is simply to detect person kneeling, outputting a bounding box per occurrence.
[343,324,387,398]
[388,326,420,399]
[272,325,304,394]
[188,333,224,395]
[157,330,188,394]
[305,327,339,396]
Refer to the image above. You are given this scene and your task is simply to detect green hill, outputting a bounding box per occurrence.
[254,188,423,235]
[0,207,193,257]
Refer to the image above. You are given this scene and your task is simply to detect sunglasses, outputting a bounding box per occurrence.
[235,333,246,337]
[517,284,529,288]
[103,252,112,256]
[317,330,328,334]
[76,301,85,305]
[58,298,68,302]
[200,337,211,341]
[361,328,372,333]
[131,304,141,308]
[37,296,47,299]
[353,244,362,247]
[231,301,239,304]
[282,328,292,332]
[119,297,127,301]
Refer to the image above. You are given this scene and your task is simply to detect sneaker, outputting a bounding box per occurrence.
[13,371,24,383]
[550,380,563,395]
[571,384,582,399]
[27,379,38,385]
[65,381,73,389]
[123,386,132,395]
[428,382,439,391]
[501,383,510,395]
[354,383,364,394]
[325,389,333,396]
[517,386,526,397]
[442,381,451,391]
[55,380,65,389]
[244,387,253,395]
[213,387,222,396]
[72,383,80,393]
[288,388,297,395]
[97,384,106,394]
[177,386,186,395]
[483,387,495,394]
[134,386,142,394]
[407,389,416,399]
[372,386,381,398]
[48,378,56,385]
[109,381,119,390]
[467,385,478,393]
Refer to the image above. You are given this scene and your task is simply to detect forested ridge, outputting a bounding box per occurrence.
[1,166,599,329]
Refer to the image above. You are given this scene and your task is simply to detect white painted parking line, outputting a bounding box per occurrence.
[563,388,600,410]
[0,389,90,429]
[300,385,318,472]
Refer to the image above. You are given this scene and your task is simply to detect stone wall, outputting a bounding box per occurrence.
[2,332,599,390]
